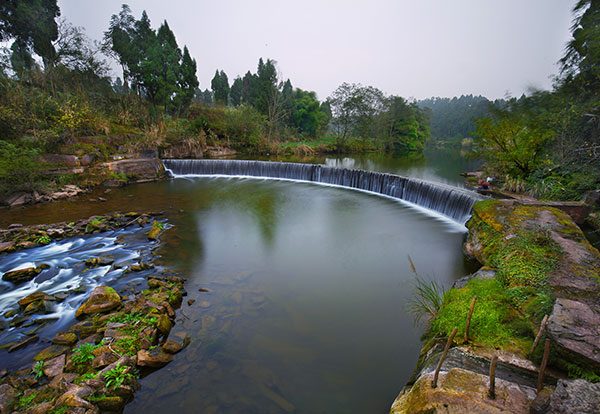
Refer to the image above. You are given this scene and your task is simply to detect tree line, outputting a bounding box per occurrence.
[469,0,600,200]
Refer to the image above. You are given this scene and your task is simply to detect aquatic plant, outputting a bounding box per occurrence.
[103,362,136,389]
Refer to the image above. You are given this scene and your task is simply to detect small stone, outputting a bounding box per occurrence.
[157,314,173,336]
[187,299,196,306]
[53,332,78,346]
[0,241,14,253]
[199,301,211,308]
[137,348,173,367]
[162,340,183,354]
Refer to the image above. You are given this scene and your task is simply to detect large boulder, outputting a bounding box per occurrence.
[546,379,600,414]
[466,200,600,372]
[75,286,122,318]
[102,158,163,183]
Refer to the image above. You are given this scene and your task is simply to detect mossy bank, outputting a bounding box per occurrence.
[391,199,600,413]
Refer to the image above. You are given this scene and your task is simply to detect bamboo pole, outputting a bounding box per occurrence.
[432,327,458,388]
[464,296,477,343]
[530,314,549,354]
[488,355,498,399]
[537,339,551,393]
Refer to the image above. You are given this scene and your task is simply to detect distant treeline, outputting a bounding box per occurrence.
[417,95,505,144]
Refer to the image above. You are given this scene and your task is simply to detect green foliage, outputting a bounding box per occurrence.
[16,391,38,410]
[37,235,52,245]
[32,361,45,378]
[431,278,531,347]
[103,362,136,389]
[472,104,554,177]
[71,340,104,366]
[0,140,44,195]
[74,372,98,384]
[564,361,600,383]
[49,406,69,414]
[211,70,230,106]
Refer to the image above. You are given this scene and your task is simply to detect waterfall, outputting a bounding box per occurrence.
[162,159,483,223]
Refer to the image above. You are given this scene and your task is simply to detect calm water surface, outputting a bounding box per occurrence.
[0,150,477,413]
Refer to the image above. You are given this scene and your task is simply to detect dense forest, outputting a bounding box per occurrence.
[0,2,430,198]
[417,95,498,145]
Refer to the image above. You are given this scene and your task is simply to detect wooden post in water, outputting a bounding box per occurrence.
[488,355,498,399]
[530,315,549,354]
[464,296,477,343]
[432,327,458,388]
[537,339,551,393]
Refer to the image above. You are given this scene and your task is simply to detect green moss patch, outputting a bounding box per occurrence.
[431,278,532,349]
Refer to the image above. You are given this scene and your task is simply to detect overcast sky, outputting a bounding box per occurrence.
[57,0,576,101]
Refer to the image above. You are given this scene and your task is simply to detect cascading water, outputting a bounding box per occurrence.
[162,159,483,223]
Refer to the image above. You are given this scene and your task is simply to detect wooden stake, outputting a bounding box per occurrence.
[537,339,551,393]
[464,296,477,343]
[488,355,498,399]
[432,327,458,388]
[530,315,549,354]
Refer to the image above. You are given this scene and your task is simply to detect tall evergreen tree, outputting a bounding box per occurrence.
[230,76,243,107]
[211,70,229,105]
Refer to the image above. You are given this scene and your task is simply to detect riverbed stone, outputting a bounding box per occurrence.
[0,241,14,253]
[43,354,66,377]
[18,292,55,308]
[2,266,43,283]
[7,335,39,352]
[53,332,78,346]
[75,286,122,318]
[0,384,16,414]
[137,348,173,367]
[34,344,70,361]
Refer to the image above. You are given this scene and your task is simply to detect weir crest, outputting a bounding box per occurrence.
[162,159,484,223]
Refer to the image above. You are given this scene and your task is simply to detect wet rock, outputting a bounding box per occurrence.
[53,332,78,346]
[162,340,183,354]
[49,373,78,391]
[547,379,600,413]
[91,351,118,369]
[199,301,211,308]
[85,256,114,267]
[75,286,122,318]
[0,384,16,414]
[7,335,39,352]
[54,384,94,409]
[2,192,33,207]
[34,344,70,361]
[147,221,163,240]
[43,354,66,377]
[18,292,56,307]
[0,241,14,253]
[547,298,600,369]
[69,320,97,338]
[137,348,173,367]
[187,299,196,306]
[2,266,43,283]
[157,314,173,336]
[94,396,125,412]
[4,308,18,318]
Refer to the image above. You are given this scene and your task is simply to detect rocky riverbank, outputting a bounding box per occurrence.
[391,200,600,414]
[0,212,193,413]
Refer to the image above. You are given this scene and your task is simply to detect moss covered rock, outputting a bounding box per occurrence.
[75,286,122,318]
